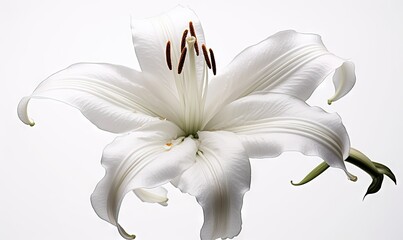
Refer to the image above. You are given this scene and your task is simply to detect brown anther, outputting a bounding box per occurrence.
[189,21,196,37]
[181,29,188,51]
[178,47,187,74]
[188,22,199,56]
[165,41,172,70]
[194,39,199,56]
[209,48,216,75]
[202,44,211,69]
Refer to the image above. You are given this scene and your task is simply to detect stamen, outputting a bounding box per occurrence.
[209,48,217,75]
[164,142,173,150]
[164,137,185,150]
[194,39,200,56]
[181,29,188,51]
[202,44,211,69]
[189,21,196,37]
[165,41,172,70]
[178,47,187,74]
[189,21,199,55]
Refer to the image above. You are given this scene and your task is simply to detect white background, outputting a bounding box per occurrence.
[1,0,402,239]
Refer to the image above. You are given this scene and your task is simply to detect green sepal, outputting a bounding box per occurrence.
[291,161,329,186]
[291,148,396,199]
[373,161,397,184]
[347,148,397,199]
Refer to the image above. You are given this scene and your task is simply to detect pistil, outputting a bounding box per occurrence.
[184,36,199,134]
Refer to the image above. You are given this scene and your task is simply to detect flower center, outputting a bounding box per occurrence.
[165,21,216,136]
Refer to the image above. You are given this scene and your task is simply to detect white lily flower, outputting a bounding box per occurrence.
[18,6,357,240]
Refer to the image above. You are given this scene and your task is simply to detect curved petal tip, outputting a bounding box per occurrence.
[328,61,356,104]
[346,170,358,182]
[17,96,35,126]
[118,224,136,240]
[133,187,169,206]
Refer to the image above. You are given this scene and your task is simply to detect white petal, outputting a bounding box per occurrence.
[329,61,356,104]
[205,30,355,121]
[133,187,168,206]
[173,131,251,240]
[90,121,197,238]
[131,6,206,91]
[205,93,350,172]
[18,63,180,133]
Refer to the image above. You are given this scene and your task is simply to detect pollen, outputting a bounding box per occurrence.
[209,48,217,75]
[165,41,172,70]
[178,47,187,74]
[202,44,211,69]
[181,29,188,51]
[189,21,196,37]
[164,20,216,77]
[164,142,173,150]
[189,21,199,55]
